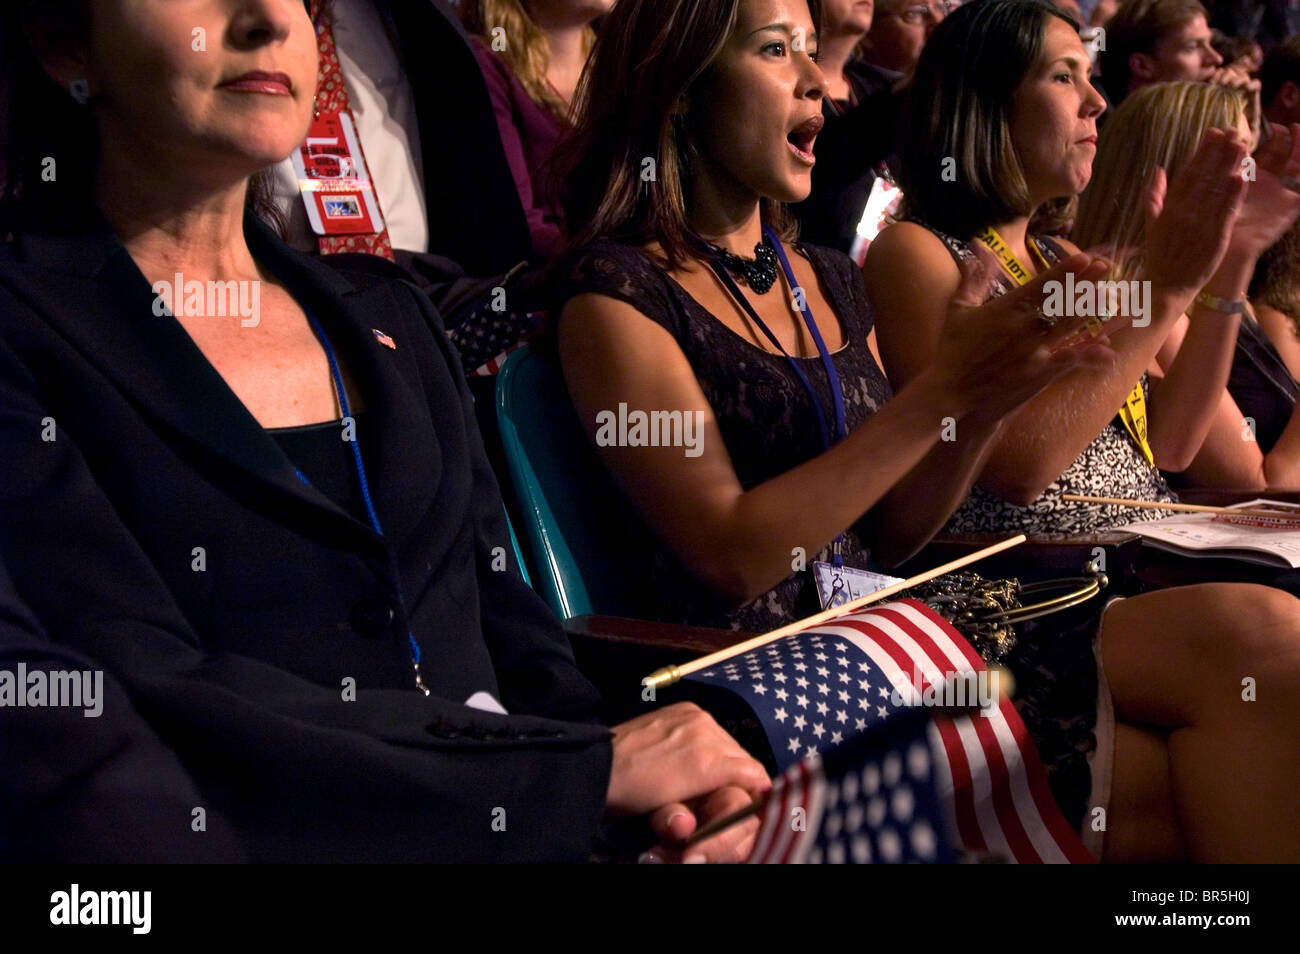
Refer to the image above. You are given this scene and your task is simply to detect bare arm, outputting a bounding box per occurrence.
[1160,312,1300,490]
[1146,128,1300,466]
[1176,387,1300,491]
[558,294,970,603]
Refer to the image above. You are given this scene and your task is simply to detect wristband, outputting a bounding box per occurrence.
[1192,290,1246,315]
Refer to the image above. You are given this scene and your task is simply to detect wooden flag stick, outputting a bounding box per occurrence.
[642,534,1026,691]
[1061,494,1300,522]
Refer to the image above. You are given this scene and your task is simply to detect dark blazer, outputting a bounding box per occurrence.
[0,213,612,862]
[0,556,246,861]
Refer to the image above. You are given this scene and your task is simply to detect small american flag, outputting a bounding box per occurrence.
[691,598,1093,863]
[747,701,957,863]
[372,328,397,350]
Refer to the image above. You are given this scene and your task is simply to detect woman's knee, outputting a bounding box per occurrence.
[1192,584,1300,675]
[1102,584,1300,722]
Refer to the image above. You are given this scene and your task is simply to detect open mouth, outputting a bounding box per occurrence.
[787,115,823,164]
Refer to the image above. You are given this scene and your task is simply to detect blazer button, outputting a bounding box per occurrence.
[350,598,396,639]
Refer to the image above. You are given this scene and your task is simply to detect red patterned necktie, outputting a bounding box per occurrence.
[308,0,396,260]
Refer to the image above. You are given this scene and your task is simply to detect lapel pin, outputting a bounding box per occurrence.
[372,328,396,350]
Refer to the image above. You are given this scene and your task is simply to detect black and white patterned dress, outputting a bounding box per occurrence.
[919,224,1179,534]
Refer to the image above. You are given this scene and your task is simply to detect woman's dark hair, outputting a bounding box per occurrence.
[2,0,296,238]
[558,0,822,269]
[897,0,1078,240]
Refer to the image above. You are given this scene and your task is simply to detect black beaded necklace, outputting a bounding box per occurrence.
[699,234,779,294]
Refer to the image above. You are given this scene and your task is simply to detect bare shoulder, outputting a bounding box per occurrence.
[863,221,961,289]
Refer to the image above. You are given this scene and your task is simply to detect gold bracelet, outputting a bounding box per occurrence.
[1192,290,1246,315]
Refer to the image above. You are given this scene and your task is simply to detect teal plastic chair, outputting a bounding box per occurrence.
[504,506,531,587]
[495,345,656,620]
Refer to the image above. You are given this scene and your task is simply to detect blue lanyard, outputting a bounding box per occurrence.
[703,223,849,563]
[299,306,431,696]
[704,225,847,451]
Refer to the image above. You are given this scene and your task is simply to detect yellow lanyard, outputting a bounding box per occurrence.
[973,227,1155,467]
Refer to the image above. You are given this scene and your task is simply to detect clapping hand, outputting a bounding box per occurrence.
[1142,127,1249,300]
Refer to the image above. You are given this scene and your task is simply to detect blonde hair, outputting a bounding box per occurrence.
[460,0,596,121]
[1073,81,1245,280]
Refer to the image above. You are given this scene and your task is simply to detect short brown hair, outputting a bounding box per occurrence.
[1099,0,1209,103]
[898,0,1078,241]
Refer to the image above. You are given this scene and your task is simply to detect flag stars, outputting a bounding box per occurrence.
[838,672,851,684]
[788,737,802,754]
[859,678,871,691]
[796,694,809,708]
[855,718,867,731]
[752,683,767,695]
[831,731,843,745]
[773,672,787,683]
[815,652,828,661]
[817,682,830,695]
[812,723,825,739]
[857,662,871,673]
[877,686,891,698]
[774,707,788,723]
[793,714,807,730]
[836,709,848,724]
[794,662,808,672]
[837,689,850,703]
[816,666,830,678]
[775,688,789,701]
[877,705,889,718]
[836,656,849,668]
[816,700,830,716]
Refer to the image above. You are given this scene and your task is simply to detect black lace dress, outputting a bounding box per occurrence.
[557,237,1110,836]
[556,239,893,633]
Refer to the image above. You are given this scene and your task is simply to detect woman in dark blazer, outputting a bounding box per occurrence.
[0,0,766,862]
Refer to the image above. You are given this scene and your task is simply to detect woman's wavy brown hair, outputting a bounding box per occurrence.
[557,0,821,269]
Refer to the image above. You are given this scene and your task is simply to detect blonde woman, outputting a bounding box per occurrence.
[461,0,612,262]
[1074,81,1300,490]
